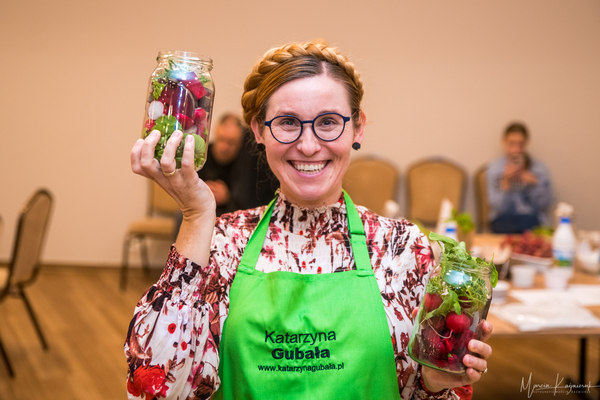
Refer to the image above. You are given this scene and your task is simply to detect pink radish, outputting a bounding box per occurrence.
[446,312,472,333]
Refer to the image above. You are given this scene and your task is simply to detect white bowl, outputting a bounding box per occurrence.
[578,253,600,274]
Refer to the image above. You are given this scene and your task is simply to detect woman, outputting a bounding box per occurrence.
[125,41,493,399]
[487,122,553,233]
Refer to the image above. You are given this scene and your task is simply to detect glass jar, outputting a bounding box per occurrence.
[142,50,215,171]
[408,258,493,374]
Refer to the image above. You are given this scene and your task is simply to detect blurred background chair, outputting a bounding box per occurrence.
[0,189,54,377]
[405,157,467,228]
[0,214,10,377]
[120,181,180,290]
[474,164,491,233]
[342,156,400,217]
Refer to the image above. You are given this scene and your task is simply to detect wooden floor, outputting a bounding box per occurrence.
[0,265,599,400]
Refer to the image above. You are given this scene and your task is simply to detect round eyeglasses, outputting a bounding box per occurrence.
[264,112,351,144]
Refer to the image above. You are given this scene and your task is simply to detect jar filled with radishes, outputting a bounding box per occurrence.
[408,232,497,374]
[142,50,215,171]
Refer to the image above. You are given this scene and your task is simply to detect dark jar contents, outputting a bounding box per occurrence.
[408,259,493,374]
[141,50,215,171]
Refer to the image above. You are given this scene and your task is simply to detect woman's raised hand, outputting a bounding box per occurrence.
[131,129,216,223]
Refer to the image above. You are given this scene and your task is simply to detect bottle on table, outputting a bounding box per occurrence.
[552,216,576,276]
[444,221,459,242]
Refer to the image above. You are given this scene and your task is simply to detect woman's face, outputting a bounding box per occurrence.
[252,74,364,208]
[503,131,527,159]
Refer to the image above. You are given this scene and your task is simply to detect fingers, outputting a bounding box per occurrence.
[137,130,163,175]
[178,134,198,177]
[131,131,161,179]
[463,351,488,374]
[130,138,146,175]
[479,320,494,342]
[131,129,208,215]
[469,336,492,359]
[461,324,492,381]
[464,364,486,383]
[160,130,183,175]
[460,335,491,383]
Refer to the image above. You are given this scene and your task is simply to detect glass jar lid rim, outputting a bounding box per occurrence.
[440,257,494,275]
[157,50,213,64]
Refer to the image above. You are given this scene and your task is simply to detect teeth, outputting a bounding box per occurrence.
[293,162,326,174]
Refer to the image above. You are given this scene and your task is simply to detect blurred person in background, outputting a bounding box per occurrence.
[486,122,553,233]
[173,113,279,238]
[199,112,278,216]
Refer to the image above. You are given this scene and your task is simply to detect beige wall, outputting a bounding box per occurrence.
[1,0,599,266]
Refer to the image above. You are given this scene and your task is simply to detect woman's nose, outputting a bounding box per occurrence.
[296,126,321,155]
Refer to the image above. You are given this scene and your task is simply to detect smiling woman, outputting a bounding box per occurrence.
[251,74,364,208]
[125,41,493,400]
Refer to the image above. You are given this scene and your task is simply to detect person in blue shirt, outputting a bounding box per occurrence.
[486,122,553,233]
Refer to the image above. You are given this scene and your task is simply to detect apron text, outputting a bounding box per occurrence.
[264,330,337,346]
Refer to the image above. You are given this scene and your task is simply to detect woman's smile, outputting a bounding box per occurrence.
[290,160,329,175]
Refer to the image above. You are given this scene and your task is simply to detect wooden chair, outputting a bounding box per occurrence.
[474,164,491,233]
[120,181,180,290]
[342,156,400,216]
[405,157,467,227]
[0,189,54,377]
[0,214,10,377]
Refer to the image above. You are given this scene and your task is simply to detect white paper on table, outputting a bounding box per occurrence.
[567,285,600,306]
[509,286,600,307]
[491,303,600,332]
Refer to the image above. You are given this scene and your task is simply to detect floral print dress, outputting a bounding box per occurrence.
[124,193,464,400]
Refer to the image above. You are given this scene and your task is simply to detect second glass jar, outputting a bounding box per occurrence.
[408,258,493,374]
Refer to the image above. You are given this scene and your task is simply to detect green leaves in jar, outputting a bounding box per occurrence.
[144,115,206,170]
[423,232,498,321]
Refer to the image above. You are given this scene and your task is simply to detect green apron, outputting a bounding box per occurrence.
[214,191,401,399]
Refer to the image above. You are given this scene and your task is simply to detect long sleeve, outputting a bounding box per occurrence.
[124,246,223,400]
[522,160,553,217]
[486,157,512,219]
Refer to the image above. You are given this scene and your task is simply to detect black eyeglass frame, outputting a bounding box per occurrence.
[263,112,351,144]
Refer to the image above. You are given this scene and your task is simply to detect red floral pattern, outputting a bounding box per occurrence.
[127,364,170,399]
[124,192,460,399]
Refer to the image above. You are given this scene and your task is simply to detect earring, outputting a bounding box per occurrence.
[352,142,361,151]
[257,143,265,151]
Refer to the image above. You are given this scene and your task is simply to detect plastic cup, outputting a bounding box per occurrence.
[544,268,571,290]
[511,265,536,288]
[492,280,510,304]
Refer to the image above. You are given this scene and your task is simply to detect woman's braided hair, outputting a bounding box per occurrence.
[241,41,364,129]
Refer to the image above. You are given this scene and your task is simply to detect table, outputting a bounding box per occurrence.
[489,271,600,398]
[488,272,600,338]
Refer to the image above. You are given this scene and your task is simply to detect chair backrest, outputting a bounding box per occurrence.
[474,164,490,233]
[149,181,180,216]
[405,157,466,226]
[8,189,54,287]
[342,156,400,215]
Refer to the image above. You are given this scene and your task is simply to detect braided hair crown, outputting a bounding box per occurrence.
[241,41,364,128]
